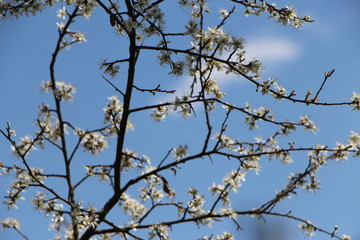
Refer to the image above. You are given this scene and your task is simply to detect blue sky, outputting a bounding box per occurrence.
[1,0,360,239]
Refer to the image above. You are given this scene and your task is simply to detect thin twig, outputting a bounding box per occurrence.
[133,84,175,95]
[312,69,335,102]
[102,75,125,96]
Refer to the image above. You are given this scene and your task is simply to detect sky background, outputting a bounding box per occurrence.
[1,0,360,239]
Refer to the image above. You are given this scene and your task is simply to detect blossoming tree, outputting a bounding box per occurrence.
[1,0,359,240]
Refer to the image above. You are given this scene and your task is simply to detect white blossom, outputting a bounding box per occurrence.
[56,22,65,30]
[151,105,170,122]
[299,115,317,132]
[219,8,229,18]
[149,223,170,240]
[299,221,315,237]
[173,144,189,160]
[0,218,20,230]
[41,81,76,102]
[222,170,246,193]
[120,193,147,220]
[349,131,360,148]
[56,6,67,20]
[81,132,108,154]
[342,235,351,240]
[70,32,87,42]
[351,92,360,110]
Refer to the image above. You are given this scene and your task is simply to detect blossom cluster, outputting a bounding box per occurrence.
[11,135,43,158]
[1,1,359,240]
[99,59,121,77]
[184,188,211,225]
[111,0,165,39]
[0,0,50,19]
[4,167,46,209]
[149,223,171,240]
[173,95,192,117]
[0,218,20,230]
[151,104,170,122]
[42,81,76,102]
[241,1,313,28]
[121,148,140,171]
[351,92,360,110]
[209,169,246,207]
[37,103,65,143]
[103,95,134,134]
[85,165,111,181]
[81,132,108,155]
[120,193,147,220]
[299,221,316,237]
[197,232,234,240]
[139,183,164,203]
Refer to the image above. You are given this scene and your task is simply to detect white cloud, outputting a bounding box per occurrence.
[211,36,302,84]
[245,37,301,63]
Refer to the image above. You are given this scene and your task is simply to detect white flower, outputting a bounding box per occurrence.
[103,95,123,123]
[56,22,65,30]
[120,193,147,220]
[209,183,225,197]
[121,148,138,171]
[351,92,360,110]
[204,79,224,98]
[71,32,87,42]
[0,218,20,230]
[342,235,351,240]
[349,131,360,147]
[188,195,205,211]
[299,115,317,132]
[57,6,67,20]
[157,50,173,65]
[219,8,229,18]
[99,60,121,77]
[216,232,234,240]
[299,221,315,237]
[150,105,169,122]
[169,61,185,76]
[41,81,76,102]
[173,144,189,160]
[81,132,108,155]
[330,142,349,161]
[12,135,38,158]
[149,223,170,240]
[222,170,245,193]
